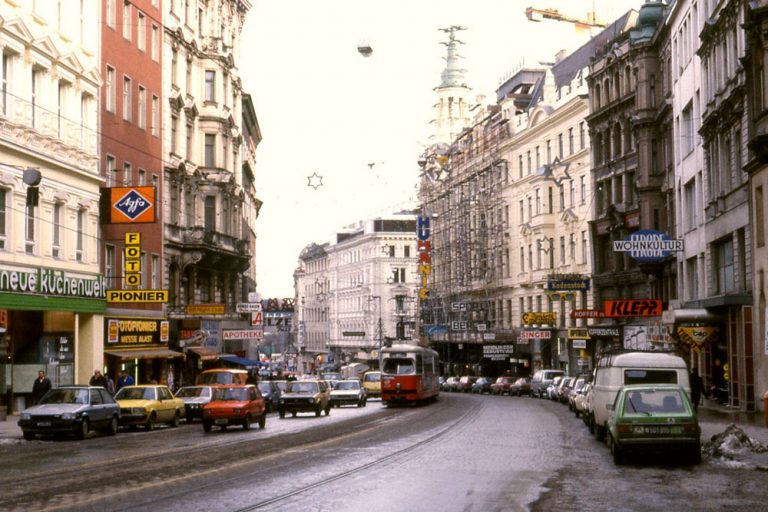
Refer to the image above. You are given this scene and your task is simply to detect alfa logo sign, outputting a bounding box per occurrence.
[106,186,156,223]
[612,230,683,263]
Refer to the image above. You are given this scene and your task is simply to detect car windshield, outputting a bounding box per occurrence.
[198,372,242,385]
[335,381,360,390]
[213,388,249,401]
[176,387,209,398]
[364,373,381,382]
[624,389,687,415]
[40,388,88,405]
[274,381,287,392]
[115,387,155,400]
[287,382,318,394]
[383,358,415,375]
[257,382,272,393]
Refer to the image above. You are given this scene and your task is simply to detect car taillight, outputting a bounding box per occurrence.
[617,424,631,433]
[682,423,699,433]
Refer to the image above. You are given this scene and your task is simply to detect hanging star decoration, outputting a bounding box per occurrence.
[307,172,324,190]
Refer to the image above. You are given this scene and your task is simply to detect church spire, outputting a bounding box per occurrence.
[431,26,472,145]
[437,25,468,89]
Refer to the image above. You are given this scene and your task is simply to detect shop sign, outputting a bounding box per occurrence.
[107,290,168,303]
[522,312,557,325]
[106,318,168,345]
[677,325,718,352]
[547,275,590,291]
[0,309,7,329]
[186,304,226,315]
[612,230,683,263]
[425,324,448,336]
[106,186,156,223]
[571,309,605,319]
[451,301,490,311]
[483,344,514,361]
[603,299,662,318]
[236,302,262,313]
[417,215,432,300]
[572,339,587,349]
[587,326,622,338]
[223,329,263,340]
[0,265,105,299]
[518,330,552,339]
[568,328,590,340]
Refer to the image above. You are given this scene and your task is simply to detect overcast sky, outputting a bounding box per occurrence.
[241,0,643,298]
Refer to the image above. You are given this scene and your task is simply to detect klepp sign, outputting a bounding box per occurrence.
[603,299,662,318]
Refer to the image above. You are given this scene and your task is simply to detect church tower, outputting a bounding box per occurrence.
[431,26,473,145]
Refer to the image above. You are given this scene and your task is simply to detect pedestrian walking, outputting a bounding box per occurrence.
[31,370,52,405]
[106,375,116,395]
[89,369,108,389]
[117,370,135,390]
[690,367,703,412]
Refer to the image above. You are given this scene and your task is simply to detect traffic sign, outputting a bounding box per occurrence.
[236,302,263,313]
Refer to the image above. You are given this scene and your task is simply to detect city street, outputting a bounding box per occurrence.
[1,394,766,512]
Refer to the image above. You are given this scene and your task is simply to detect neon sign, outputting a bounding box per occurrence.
[417,215,431,300]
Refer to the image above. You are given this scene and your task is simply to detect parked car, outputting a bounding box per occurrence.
[490,376,515,395]
[531,369,565,398]
[18,385,120,440]
[330,379,367,407]
[546,376,564,400]
[557,376,574,404]
[278,379,331,418]
[607,384,701,465]
[257,381,282,412]
[567,377,588,410]
[471,377,493,394]
[195,368,248,385]
[457,376,478,393]
[592,351,691,442]
[202,384,267,432]
[573,382,591,419]
[174,385,214,422]
[114,385,184,430]
[362,371,382,399]
[443,376,460,392]
[509,377,531,396]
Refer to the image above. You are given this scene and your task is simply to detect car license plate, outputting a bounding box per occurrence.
[637,426,671,434]
[37,421,51,427]
[214,419,229,425]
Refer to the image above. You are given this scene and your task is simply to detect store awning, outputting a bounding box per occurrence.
[661,309,720,325]
[219,354,264,370]
[104,348,184,360]
[186,346,219,361]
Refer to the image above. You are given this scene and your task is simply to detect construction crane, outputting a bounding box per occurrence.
[525,6,605,29]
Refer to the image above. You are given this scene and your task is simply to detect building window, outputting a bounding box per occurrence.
[568,128,574,155]
[137,86,146,129]
[122,76,131,121]
[205,133,215,166]
[0,189,6,250]
[137,11,146,51]
[404,245,410,257]
[186,122,193,161]
[106,0,116,27]
[31,67,43,128]
[757,186,765,248]
[138,168,146,186]
[560,236,565,264]
[171,115,178,153]
[205,70,215,102]
[122,0,131,40]
[123,162,131,185]
[1,52,9,116]
[105,245,115,289]
[151,95,159,136]
[558,133,564,158]
[151,254,159,289]
[685,178,696,231]
[570,233,576,261]
[580,176,586,204]
[714,238,734,293]
[151,24,159,61]
[105,66,115,112]
[25,203,35,254]
[52,203,62,258]
[106,155,116,187]
[204,196,216,231]
[171,49,178,87]
[681,102,694,155]
[579,122,585,149]
[581,231,587,264]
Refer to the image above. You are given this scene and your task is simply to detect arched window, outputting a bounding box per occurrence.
[604,128,612,162]
[624,118,633,153]
[604,78,611,104]
[593,132,603,164]
[614,122,623,157]
[594,84,601,109]
[625,65,632,93]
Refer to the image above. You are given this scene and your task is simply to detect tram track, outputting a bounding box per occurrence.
[0,396,481,512]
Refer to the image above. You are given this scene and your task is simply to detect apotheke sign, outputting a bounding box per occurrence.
[0,266,105,299]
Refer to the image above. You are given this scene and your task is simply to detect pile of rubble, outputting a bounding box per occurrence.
[702,424,768,468]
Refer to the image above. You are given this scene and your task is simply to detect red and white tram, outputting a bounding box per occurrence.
[380,343,440,405]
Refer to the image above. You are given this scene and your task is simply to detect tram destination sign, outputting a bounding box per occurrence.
[613,230,683,263]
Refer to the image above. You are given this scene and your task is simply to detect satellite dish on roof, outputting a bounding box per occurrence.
[357,40,373,57]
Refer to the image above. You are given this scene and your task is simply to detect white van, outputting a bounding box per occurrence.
[590,351,690,441]
[530,369,565,398]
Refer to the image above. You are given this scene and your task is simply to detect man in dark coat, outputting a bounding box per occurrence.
[89,369,108,389]
[690,367,703,412]
[31,370,52,405]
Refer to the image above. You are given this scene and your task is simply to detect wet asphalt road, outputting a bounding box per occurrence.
[1,393,766,512]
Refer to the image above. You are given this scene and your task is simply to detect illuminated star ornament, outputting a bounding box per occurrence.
[307,172,324,190]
